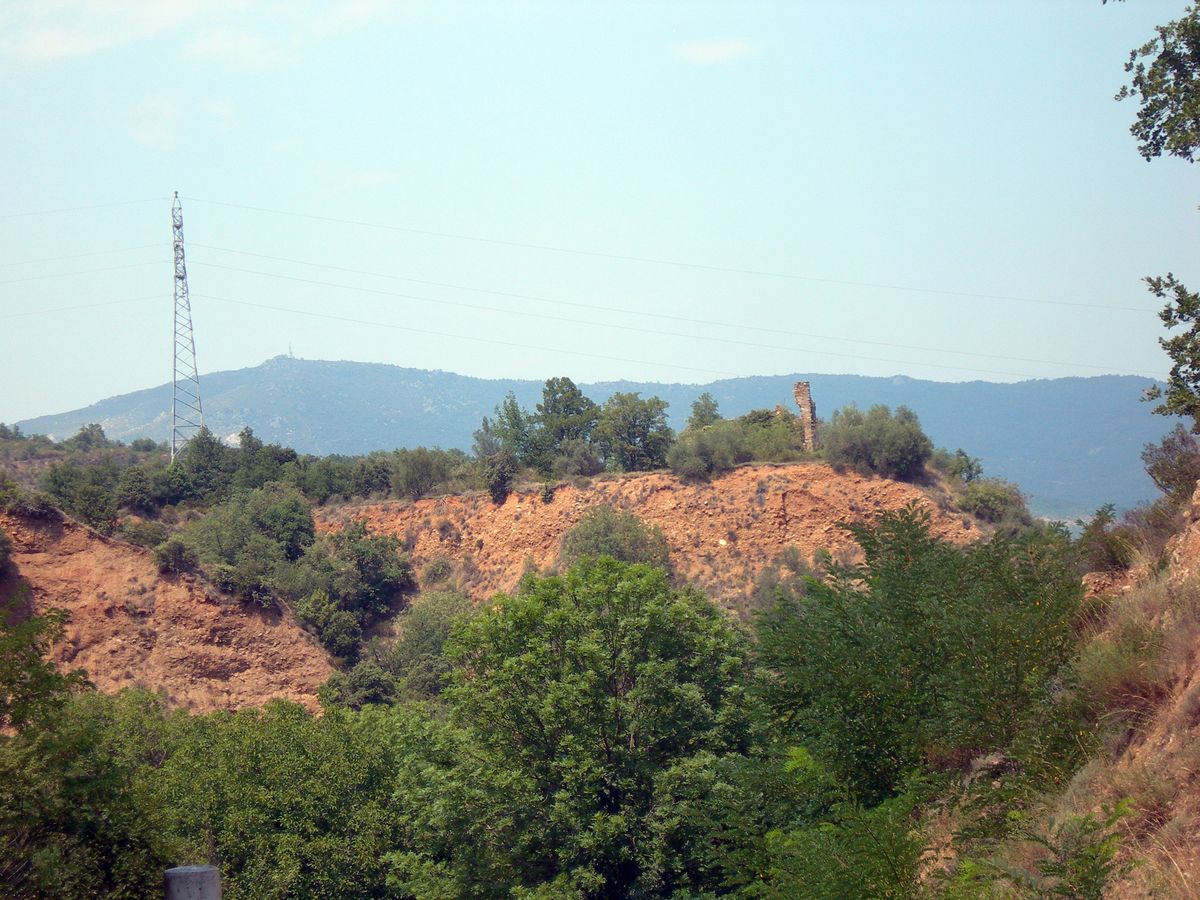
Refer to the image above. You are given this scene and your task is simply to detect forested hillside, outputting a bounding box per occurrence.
[15,356,1169,517]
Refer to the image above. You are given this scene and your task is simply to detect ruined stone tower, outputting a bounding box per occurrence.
[793,381,817,452]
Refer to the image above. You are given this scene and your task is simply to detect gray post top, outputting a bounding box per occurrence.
[165,865,221,900]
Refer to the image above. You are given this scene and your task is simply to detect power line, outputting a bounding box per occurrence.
[189,259,1159,380]
[0,243,163,270]
[0,260,168,287]
[0,198,164,220]
[183,196,1152,313]
[193,292,747,379]
[190,242,1158,376]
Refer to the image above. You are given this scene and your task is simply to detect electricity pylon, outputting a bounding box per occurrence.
[171,192,203,461]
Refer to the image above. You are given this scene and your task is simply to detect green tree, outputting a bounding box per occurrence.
[1,599,89,731]
[115,464,156,513]
[381,590,474,698]
[687,392,722,430]
[153,701,409,899]
[0,690,171,897]
[537,376,599,446]
[483,447,517,503]
[1142,423,1200,504]
[820,404,933,481]
[1117,6,1200,427]
[232,427,298,491]
[1117,4,1200,164]
[434,558,755,896]
[182,426,237,499]
[949,448,983,483]
[594,391,674,472]
[61,423,111,452]
[1142,275,1200,428]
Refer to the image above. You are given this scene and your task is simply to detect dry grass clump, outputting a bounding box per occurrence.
[1076,576,1200,712]
[1039,573,1200,897]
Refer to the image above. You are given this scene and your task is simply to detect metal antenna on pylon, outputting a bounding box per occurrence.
[171,191,203,462]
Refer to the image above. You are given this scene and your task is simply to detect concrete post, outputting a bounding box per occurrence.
[165,865,221,899]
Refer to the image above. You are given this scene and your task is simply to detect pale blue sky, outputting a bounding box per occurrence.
[1,0,1197,422]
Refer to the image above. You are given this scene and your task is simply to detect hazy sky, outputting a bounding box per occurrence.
[2,0,1198,422]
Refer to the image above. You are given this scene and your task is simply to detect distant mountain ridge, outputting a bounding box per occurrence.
[15,356,1169,519]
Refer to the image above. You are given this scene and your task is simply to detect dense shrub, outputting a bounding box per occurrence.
[959,477,1034,535]
[294,589,363,659]
[420,555,454,586]
[391,447,469,501]
[667,420,750,479]
[758,504,1081,800]
[381,590,474,698]
[154,537,199,574]
[0,527,9,570]
[668,410,808,481]
[116,518,169,549]
[559,504,672,569]
[278,520,415,637]
[3,490,61,522]
[820,404,933,481]
[551,438,603,477]
[319,660,400,710]
[1075,504,1137,573]
[759,792,926,899]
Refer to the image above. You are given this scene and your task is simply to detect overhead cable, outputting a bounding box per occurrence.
[189,243,1157,376]
[183,196,1151,313]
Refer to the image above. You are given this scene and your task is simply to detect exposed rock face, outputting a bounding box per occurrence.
[1168,482,1200,585]
[0,513,333,712]
[318,462,978,611]
[792,382,817,452]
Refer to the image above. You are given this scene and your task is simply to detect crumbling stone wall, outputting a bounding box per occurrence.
[793,381,817,452]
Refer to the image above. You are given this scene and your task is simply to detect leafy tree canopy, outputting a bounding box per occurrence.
[594,391,674,472]
[437,557,755,895]
[1117,3,1200,163]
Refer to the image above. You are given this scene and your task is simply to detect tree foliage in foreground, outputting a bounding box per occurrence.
[1119,5,1200,430]
[758,504,1081,801]
[400,558,756,897]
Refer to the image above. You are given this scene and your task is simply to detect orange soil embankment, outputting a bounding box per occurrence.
[0,512,333,713]
[319,463,980,609]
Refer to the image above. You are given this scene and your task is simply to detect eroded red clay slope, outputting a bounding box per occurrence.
[0,512,333,712]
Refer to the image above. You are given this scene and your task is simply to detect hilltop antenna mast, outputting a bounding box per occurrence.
[171,191,203,461]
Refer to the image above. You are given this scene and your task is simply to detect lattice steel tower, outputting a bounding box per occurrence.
[171,192,203,461]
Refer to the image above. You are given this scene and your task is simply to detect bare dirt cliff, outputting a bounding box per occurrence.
[1051,486,1200,897]
[318,462,979,611]
[0,512,333,713]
